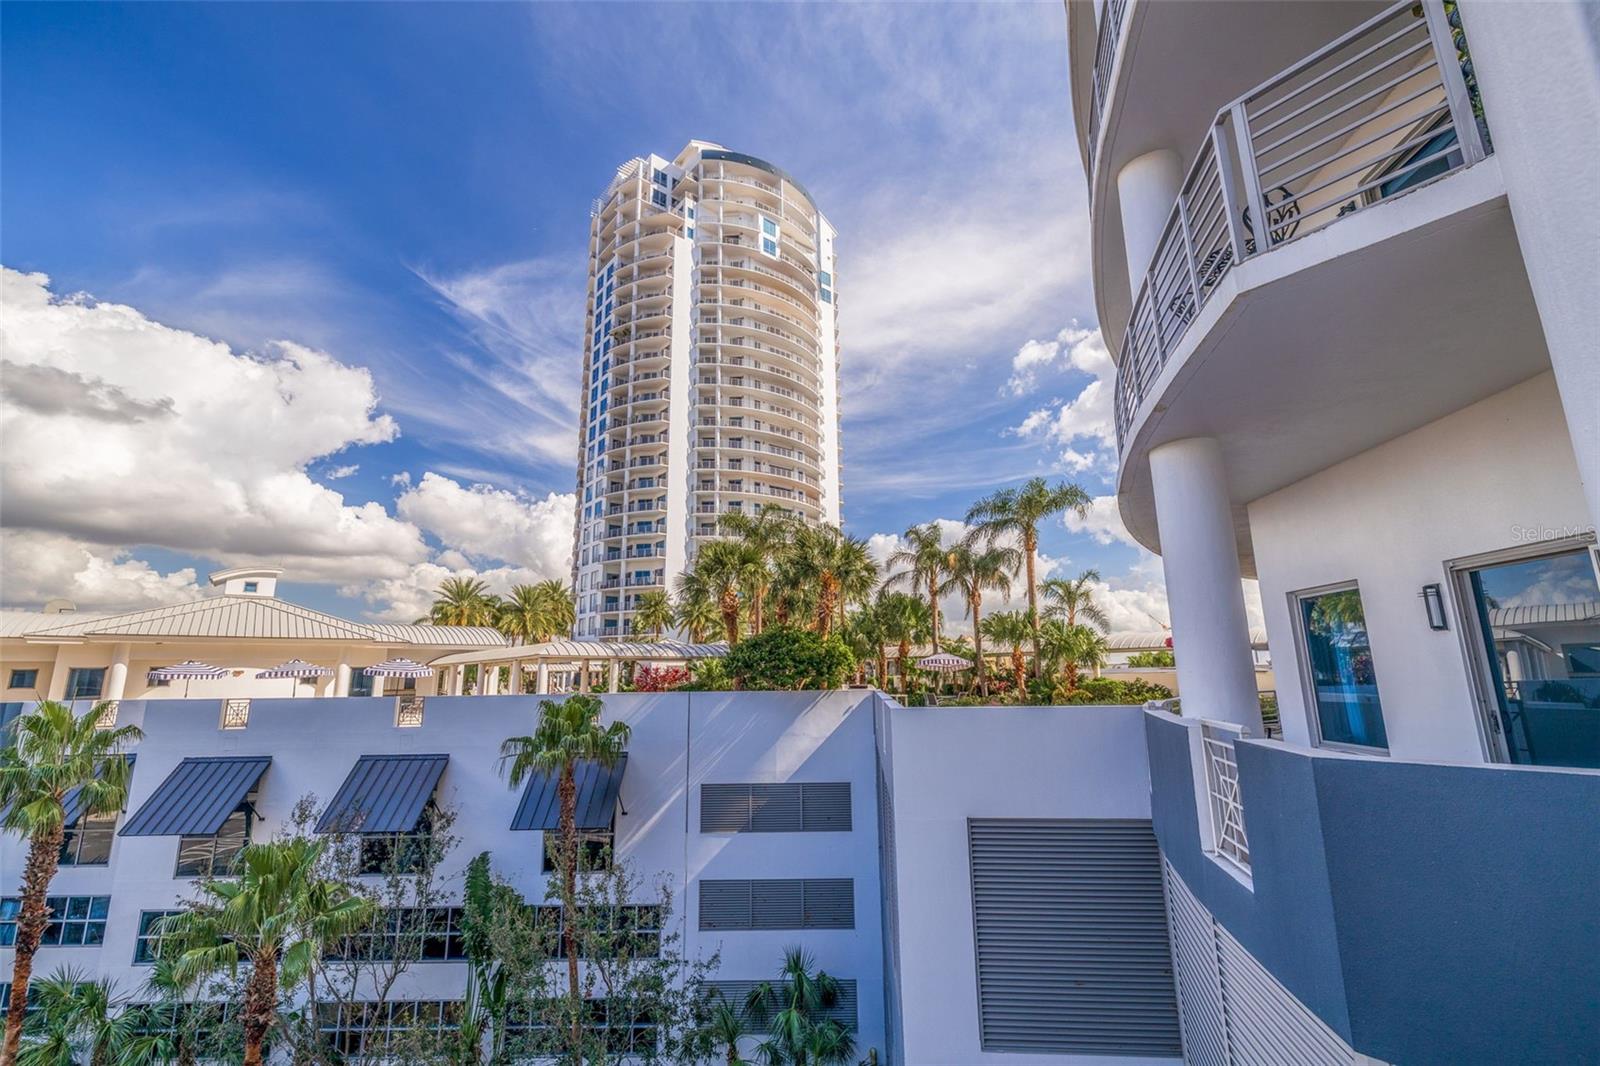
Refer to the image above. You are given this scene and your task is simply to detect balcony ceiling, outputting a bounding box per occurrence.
[1092,1,1387,357]
[1115,167,1548,575]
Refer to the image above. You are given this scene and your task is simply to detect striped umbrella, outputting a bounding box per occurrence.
[915,653,973,673]
[148,660,227,697]
[364,658,435,678]
[256,658,334,697]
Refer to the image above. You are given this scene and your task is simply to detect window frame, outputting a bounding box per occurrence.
[64,667,106,700]
[0,895,110,947]
[8,668,38,690]
[133,909,183,964]
[58,809,118,867]
[1289,579,1390,754]
[174,800,253,879]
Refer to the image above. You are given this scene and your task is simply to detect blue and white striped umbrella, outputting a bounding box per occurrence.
[364,657,434,679]
[915,653,973,673]
[256,659,334,680]
[148,660,227,680]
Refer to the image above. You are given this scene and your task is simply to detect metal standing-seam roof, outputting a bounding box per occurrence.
[315,754,448,834]
[432,640,727,666]
[510,754,628,832]
[365,623,507,646]
[120,756,271,837]
[1488,601,1600,628]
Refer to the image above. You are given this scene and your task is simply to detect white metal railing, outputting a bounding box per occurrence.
[1111,0,1488,450]
[1200,720,1251,872]
[1087,0,1130,176]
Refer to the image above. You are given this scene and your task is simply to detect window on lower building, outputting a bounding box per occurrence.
[316,1000,462,1058]
[532,904,661,959]
[175,802,252,878]
[0,895,110,946]
[327,907,467,962]
[1293,583,1388,750]
[359,805,439,875]
[348,671,375,697]
[64,668,106,700]
[8,669,38,690]
[134,909,183,963]
[59,810,118,866]
[505,998,656,1056]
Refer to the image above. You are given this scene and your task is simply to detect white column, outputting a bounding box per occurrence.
[510,660,524,695]
[536,662,550,695]
[371,673,386,698]
[608,660,620,694]
[1148,437,1263,733]
[105,643,130,702]
[451,666,464,696]
[334,655,351,697]
[1116,148,1185,298]
[1456,0,1600,530]
[45,646,70,701]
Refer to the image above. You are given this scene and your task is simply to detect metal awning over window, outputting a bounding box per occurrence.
[62,754,136,826]
[315,754,448,834]
[510,755,628,832]
[120,756,270,837]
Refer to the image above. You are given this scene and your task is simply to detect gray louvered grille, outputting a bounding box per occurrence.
[700,783,852,833]
[700,784,752,833]
[699,879,855,930]
[801,782,852,831]
[750,784,802,832]
[704,979,859,1032]
[1164,860,1231,1066]
[969,819,1181,1056]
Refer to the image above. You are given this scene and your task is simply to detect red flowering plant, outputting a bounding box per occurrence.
[632,665,690,692]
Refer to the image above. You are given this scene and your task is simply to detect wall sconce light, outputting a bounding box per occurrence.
[1421,584,1449,630]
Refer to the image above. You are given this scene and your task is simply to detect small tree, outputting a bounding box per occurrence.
[633,665,690,693]
[745,947,855,1066]
[724,627,854,691]
[15,969,139,1066]
[1126,649,1175,669]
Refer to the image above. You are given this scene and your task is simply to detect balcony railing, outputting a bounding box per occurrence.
[1086,0,1129,177]
[1200,720,1251,873]
[1111,0,1489,451]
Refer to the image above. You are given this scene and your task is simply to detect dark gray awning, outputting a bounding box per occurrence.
[315,754,447,834]
[511,754,627,832]
[120,756,270,837]
[62,754,136,826]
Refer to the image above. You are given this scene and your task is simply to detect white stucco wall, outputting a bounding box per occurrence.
[879,703,1178,1066]
[1248,373,1592,763]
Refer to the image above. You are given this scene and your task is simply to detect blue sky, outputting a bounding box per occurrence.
[1,2,1174,630]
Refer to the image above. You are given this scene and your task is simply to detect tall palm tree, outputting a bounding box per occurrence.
[981,611,1034,702]
[632,588,674,641]
[840,608,888,688]
[429,576,499,627]
[15,969,139,1066]
[707,999,751,1066]
[673,573,722,644]
[159,838,374,1066]
[939,541,1020,698]
[746,947,855,1066]
[498,580,575,644]
[720,506,795,635]
[499,695,630,1053]
[886,522,950,652]
[966,478,1091,678]
[875,593,931,695]
[692,540,762,645]
[0,701,141,1066]
[1042,569,1111,632]
[779,525,877,638]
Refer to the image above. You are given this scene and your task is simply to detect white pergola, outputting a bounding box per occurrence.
[428,639,729,695]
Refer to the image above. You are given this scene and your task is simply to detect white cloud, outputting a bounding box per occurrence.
[396,472,574,577]
[0,530,202,611]
[325,464,359,480]
[1063,494,1138,548]
[1010,326,1118,476]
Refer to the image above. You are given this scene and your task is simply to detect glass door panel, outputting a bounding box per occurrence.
[1297,585,1388,749]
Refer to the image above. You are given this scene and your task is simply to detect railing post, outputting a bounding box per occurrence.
[1175,194,1203,312]
[1420,0,1487,165]
[1210,117,1249,268]
[1229,102,1271,255]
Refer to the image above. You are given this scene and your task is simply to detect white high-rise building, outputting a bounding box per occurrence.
[571,141,842,641]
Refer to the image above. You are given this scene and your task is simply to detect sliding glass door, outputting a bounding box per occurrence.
[1458,543,1600,768]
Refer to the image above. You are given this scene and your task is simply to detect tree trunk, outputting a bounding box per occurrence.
[927,574,941,652]
[1065,659,1080,692]
[1025,530,1041,680]
[816,577,839,638]
[559,765,582,1060]
[720,587,741,646]
[752,585,766,635]
[898,639,911,696]
[1,825,65,1066]
[241,948,278,1066]
[1012,646,1027,701]
[877,650,888,691]
[971,594,987,697]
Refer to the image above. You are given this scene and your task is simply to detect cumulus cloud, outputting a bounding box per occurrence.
[1063,494,1139,548]
[324,464,359,480]
[1010,326,1117,476]
[396,472,574,578]
[0,529,201,611]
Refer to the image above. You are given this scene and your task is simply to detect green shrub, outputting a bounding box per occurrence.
[1126,649,1176,668]
[676,658,732,691]
[723,626,856,691]
[1054,677,1175,705]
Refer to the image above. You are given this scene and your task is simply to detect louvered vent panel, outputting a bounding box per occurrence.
[1217,925,1357,1066]
[801,782,852,831]
[1163,859,1232,1066]
[750,784,803,832]
[699,880,752,930]
[699,879,856,930]
[704,979,859,1032]
[969,819,1181,1056]
[751,879,804,929]
[700,784,752,833]
[802,878,855,929]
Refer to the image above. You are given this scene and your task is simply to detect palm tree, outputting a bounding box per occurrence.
[981,611,1034,702]
[779,525,877,638]
[746,947,856,1066]
[1042,569,1110,632]
[875,593,931,696]
[15,969,138,1066]
[159,838,374,1066]
[126,958,205,1066]
[840,608,888,688]
[886,522,950,652]
[720,506,795,635]
[692,540,762,645]
[632,588,674,641]
[939,541,1020,698]
[429,576,499,627]
[673,573,722,644]
[498,581,574,644]
[966,478,1091,677]
[0,701,141,1066]
[499,695,630,1053]
[707,999,751,1066]
[1044,621,1109,692]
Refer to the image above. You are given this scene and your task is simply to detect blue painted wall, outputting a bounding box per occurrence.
[1146,712,1600,1064]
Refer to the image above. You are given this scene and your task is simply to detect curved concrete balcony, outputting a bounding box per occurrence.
[1109,0,1540,568]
